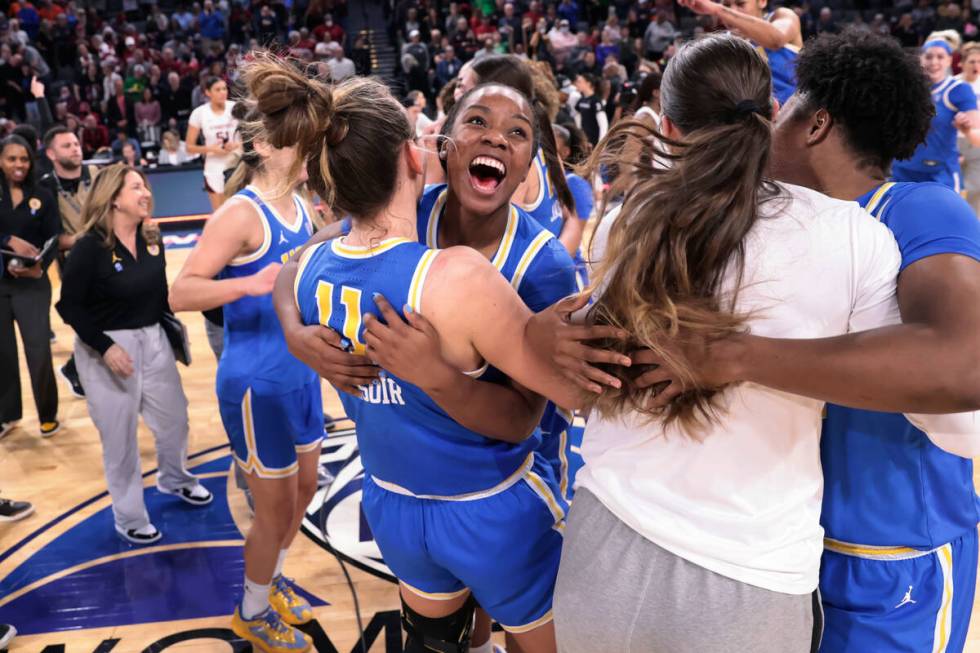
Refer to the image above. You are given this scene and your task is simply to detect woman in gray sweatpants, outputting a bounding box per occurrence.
[57,164,212,545]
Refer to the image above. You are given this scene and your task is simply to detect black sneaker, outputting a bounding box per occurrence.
[0,623,16,649]
[156,482,213,506]
[0,498,34,522]
[115,523,162,545]
[58,360,85,398]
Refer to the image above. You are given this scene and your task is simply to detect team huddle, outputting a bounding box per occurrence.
[163,16,980,653]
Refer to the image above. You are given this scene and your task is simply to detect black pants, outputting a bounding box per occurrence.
[0,275,58,424]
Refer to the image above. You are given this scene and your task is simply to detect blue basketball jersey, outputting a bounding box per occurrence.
[294,236,543,498]
[896,77,977,174]
[521,149,564,233]
[756,24,799,106]
[216,186,318,400]
[418,184,579,496]
[821,181,980,549]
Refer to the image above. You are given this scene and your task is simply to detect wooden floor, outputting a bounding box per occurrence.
[0,246,978,651]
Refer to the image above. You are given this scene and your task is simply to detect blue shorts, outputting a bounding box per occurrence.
[218,381,324,479]
[819,529,978,653]
[538,405,576,502]
[362,454,566,632]
[891,162,962,193]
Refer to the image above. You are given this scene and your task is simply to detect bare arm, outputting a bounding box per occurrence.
[638,254,980,413]
[364,296,546,442]
[184,123,220,156]
[679,0,799,50]
[169,198,277,312]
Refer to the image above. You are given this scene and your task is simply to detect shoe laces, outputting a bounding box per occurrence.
[274,575,300,602]
[262,607,293,637]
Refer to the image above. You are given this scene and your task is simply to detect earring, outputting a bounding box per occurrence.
[439,150,447,159]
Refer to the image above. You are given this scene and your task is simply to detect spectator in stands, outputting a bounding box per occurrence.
[314,13,344,46]
[158,71,193,129]
[111,129,140,160]
[157,129,195,166]
[402,29,430,93]
[198,0,226,51]
[558,0,581,26]
[326,42,355,82]
[644,8,677,60]
[894,13,920,47]
[56,164,212,545]
[405,89,432,137]
[816,7,839,34]
[254,5,281,46]
[0,134,60,439]
[575,72,607,145]
[549,18,578,66]
[135,88,162,146]
[80,114,109,158]
[436,44,462,90]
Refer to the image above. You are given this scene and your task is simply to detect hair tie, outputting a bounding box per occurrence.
[326,116,349,146]
[734,99,762,117]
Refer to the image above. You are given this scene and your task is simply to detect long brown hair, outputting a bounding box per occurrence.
[78,163,158,248]
[587,34,780,429]
[230,52,412,219]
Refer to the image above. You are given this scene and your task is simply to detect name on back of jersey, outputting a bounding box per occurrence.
[359,377,406,406]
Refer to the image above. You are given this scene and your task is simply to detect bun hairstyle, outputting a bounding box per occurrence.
[227,52,412,218]
[469,55,574,213]
[585,34,781,430]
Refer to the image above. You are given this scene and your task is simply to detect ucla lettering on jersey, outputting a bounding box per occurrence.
[216,186,318,400]
[294,236,543,498]
[417,184,580,498]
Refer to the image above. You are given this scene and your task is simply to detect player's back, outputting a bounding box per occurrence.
[294,236,542,498]
[216,186,317,399]
[822,181,980,549]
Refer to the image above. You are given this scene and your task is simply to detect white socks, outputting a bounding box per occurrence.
[274,549,288,579]
[470,639,495,653]
[241,576,271,620]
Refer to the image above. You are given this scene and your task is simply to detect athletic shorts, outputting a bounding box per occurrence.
[819,529,978,653]
[362,453,566,633]
[218,381,324,479]
[891,162,962,194]
[538,405,575,502]
[203,170,225,195]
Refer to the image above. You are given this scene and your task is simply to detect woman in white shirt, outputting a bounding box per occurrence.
[157,130,197,166]
[550,34,902,653]
[185,77,239,210]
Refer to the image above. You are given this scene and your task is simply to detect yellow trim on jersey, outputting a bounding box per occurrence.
[510,231,555,291]
[229,196,273,266]
[823,537,920,559]
[784,43,801,53]
[408,249,440,313]
[500,609,554,634]
[861,182,896,217]
[492,206,520,271]
[425,188,518,271]
[425,189,449,248]
[933,543,954,653]
[235,389,300,479]
[330,237,413,259]
[557,427,570,501]
[371,452,534,501]
[463,362,489,378]
[400,581,470,601]
[293,240,328,312]
[244,185,306,233]
[522,152,547,212]
[295,438,324,453]
[524,468,566,534]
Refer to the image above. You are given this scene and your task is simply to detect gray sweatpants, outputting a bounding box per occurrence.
[554,489,821,653]
[74,324,198,530]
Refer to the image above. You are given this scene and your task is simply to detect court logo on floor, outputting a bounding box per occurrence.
[302,428,397,583]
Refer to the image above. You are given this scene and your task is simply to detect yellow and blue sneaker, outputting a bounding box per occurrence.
[269,575,313,626]
[230,605,311,653]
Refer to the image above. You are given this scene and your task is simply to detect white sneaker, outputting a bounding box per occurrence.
[0,422,17,440]
[116,523,162,545]
[156,482,213,506]
[0,623,16,648]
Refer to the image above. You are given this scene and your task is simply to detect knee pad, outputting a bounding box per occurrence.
[401,592,476,653]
